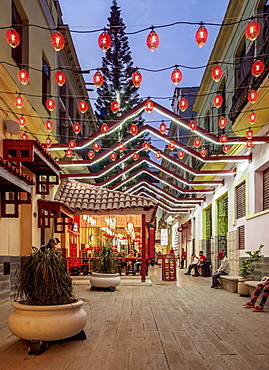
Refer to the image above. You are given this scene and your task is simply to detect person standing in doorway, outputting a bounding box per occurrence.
[180,248,187,269]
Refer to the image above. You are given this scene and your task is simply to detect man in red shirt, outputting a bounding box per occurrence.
[193,251,207,276]
[180,248,187,269]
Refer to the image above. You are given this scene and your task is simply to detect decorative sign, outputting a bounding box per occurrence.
[161,229,168,245]
[162,254,177,281]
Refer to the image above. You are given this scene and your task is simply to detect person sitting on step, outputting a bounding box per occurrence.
[192,251,207,276]
[243,276,269,312]
[211,252,230,288]
[184,254,199,275]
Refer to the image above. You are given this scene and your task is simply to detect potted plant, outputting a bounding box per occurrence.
[238,244,264,296]
[8,247,87,354]
[90,245,120,291]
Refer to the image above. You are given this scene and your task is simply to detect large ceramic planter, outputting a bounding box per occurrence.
[8,299,87,341]
[90,272,120,290]
[238,277,252,296]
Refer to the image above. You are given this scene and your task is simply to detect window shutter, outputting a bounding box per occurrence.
[238,225,245,250]
[263,168,269,210]
[236,181,246,219]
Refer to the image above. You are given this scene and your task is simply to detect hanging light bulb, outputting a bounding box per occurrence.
[69,140,76,149]
[246,129,254,139]
[18,69,30,85]
[143,142,150,151]
[193,138,201,147]
[245,20,260,41]
[45,147,51,153]
[46,98,56,111]
[93,70,104,87]
[51,31,65,51]
[156,151,162,160]
[45,120,53,132]
[6,28,20,48]
[18,116,26,126]
[54,70,66,86]
[118,142,125,152]
[78,101,88,113]
[189,121,197,131]
[110,152,117,161]
[159,121,166,134]
[219,134,228,143]
[132,152,139,161]
[144,100,154,112]
[178,98,188,112]
[22,133,28,140]
[212,65,223,82]
[101,124,109,134]
[218,117,227,129]
[14,95,24,109]
[200,148,207,157]
[88,150,95,159]
[73,122,81,134]
[251,60,264,77]
[168,141,175,150]
[195,23,208,48]
[213,94,223,108]
[110,101,120,114]
[146,29,160,52]
[66,149,73,157]
[178,150,185,159]
[248,111,257,124]
[222,144,230,153]
[93,142,101,152]
[98,31,111,51]
[171,67,182,85]
[46,137,52,147]
[246,140,253,149]
[130,124,138,135]
[132,70,142,88]
[248,90,258,103]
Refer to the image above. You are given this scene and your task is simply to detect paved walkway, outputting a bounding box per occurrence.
[0,266,268,370]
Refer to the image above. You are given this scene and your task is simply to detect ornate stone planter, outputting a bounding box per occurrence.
[90,272,120,291]
[238,277,252,296]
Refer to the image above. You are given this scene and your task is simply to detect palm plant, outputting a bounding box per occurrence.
[96,246,119,274]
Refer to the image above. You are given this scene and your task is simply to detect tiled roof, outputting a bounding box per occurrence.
[54,179,157,212]
[0,157,35,185]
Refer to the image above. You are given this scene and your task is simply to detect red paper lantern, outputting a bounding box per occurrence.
[110,152,117,161]
[45,147,51,153]
[156,151,161,160]
[245,20,260,41]
[132,152,139,161]
[69,140,76,149]
[248,111,257,124]
[18,69,30,85]
[14,95,24,109]
[130,124,138,135]
[101,124,109,134]
[78,101,88,113]
[73,122,81,134]
[132,71,142,88]
[46,137,52,147]
[51,31,65,51]
[144,100,154,112]
[248,90,258,103]
[212,65,223,82]
[246,140,253,149]
[88,150,95,159]
[213,94,223,108]
[251,60,264,77]
[6,28,20,48]
[246,129,254,139]
[200,148,207,157]
[93,142,101,152]
[46,98,56,111]
[118,142,125,152]
[178,150,185,159]
[54,70,66,86]
[22,133,28,140]
[98,31,111,51]
[143,142,150,151]
[178,98,188,112]
[171,68,182,85]
[66,149,73,157]
[93,71,104,87]
[168,141,175,150]
[146,30,160,52]
[89,246,94,251]
[219,134,228,143]
[159,122,166,134]
[222,144,230,153]
[45,120,53,131]
[195,24,208,48]
[218,117,227,129]
[189,121,197,131]
[110,101,120,114]
[193,138,201,147]
[18,116,26,126]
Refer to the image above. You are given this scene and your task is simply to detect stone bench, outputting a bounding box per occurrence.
[218,275,240,293]
[244,280,269,306]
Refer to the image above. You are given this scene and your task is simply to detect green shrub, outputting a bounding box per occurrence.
[239,244,264,278]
